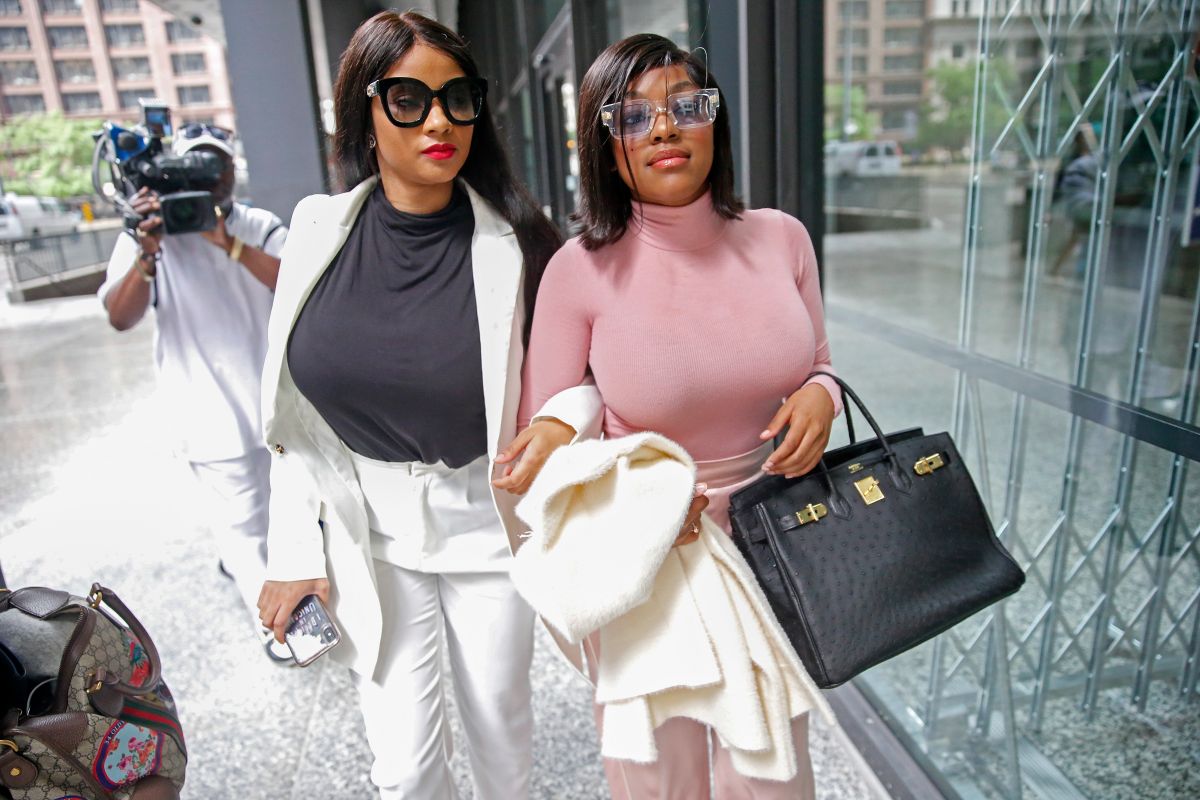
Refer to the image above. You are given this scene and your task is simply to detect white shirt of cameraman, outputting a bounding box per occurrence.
[98,203,287,462]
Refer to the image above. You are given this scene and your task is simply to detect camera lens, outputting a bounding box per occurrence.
[321,625,336,644]
[159,191,216,235]
[167,200,198,227]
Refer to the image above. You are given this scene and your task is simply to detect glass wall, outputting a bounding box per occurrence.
[823,2,1199,798]
[607,0,692,46]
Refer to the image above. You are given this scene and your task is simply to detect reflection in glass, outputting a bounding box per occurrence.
[608,0,689,47]
[823,4,1200,799]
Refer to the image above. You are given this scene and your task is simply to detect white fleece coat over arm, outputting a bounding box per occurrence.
[512,433,835,782]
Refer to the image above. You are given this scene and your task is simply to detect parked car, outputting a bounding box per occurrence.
[825,140,903,177]
[0,194,81,241]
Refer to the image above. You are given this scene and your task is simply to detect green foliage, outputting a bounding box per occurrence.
[824,83,879,142]
[0,112,109,198]
[916,60,1015,153]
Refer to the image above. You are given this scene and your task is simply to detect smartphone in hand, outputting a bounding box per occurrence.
[285,594,341,667]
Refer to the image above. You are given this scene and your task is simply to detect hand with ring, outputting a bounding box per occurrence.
[673,483,708,547]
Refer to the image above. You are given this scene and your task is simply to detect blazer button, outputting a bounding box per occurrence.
[273,443,286,455]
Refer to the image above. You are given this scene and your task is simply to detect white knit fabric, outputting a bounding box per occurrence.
[512,433,836,782]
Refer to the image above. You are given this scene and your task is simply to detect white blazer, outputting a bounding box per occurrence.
[260,176,601,679]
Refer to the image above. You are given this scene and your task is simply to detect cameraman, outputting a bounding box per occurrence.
[98,126,289,661]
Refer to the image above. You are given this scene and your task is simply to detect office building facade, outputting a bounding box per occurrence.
[0,0,233,127]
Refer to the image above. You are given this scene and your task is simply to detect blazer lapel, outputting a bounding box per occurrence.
[279,177,377,339]
[262,177,377,438]
[464,183,521,458]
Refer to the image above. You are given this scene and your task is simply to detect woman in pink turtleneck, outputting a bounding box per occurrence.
[499,34,840,800]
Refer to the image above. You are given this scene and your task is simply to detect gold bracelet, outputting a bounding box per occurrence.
[227,236,244,263]
[132,252,155,282]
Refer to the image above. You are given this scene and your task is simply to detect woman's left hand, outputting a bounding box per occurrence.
[492,418,576,494]
[759,383,835,478]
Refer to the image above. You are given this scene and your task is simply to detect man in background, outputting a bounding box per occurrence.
[99,124,289,661]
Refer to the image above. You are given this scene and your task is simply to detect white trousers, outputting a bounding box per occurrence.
[350,454,535,800]
[187,448,271,622]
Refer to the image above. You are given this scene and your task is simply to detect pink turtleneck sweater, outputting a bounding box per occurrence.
[519,193,840,528]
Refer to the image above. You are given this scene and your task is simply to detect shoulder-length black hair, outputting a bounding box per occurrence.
[332,11,561,336]
[573,33,743,251]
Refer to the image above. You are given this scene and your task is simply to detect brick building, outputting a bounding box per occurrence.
[0,0,233,127]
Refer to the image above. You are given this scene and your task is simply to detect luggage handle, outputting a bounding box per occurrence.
[84,583,163,699]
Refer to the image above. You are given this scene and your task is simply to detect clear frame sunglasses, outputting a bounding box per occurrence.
[600,88,720,139]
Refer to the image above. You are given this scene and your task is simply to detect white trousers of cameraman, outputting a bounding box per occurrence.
[187,448,271,623]
[349,450,535,800]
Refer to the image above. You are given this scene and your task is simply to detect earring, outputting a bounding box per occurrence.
[367,133,376,149]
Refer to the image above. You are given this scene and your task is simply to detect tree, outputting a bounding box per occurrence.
[824,83,879,142]
[917,60,1015,154]
[0,112,108,197]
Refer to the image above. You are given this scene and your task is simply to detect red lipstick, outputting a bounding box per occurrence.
[422,143,457,160]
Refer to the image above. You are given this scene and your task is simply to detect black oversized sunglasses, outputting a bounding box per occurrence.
[366,76,488,128]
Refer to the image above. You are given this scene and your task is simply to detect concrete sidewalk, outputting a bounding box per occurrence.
[0,296,885,799]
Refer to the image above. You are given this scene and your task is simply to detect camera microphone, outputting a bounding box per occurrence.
[116,131,141,151]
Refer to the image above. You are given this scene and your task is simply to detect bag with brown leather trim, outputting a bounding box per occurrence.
[0,583,186,800]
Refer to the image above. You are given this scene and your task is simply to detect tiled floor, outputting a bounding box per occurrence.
[0,293,881,799]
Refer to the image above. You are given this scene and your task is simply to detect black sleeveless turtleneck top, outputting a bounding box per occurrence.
[287,183,487,467]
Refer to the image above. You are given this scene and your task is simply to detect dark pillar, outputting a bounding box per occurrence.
[219,0,328,219]
[570,0,609,86]
[777,1,825,272]
[734,0,825,275]
[739,0,775,209]
[700,0,743,201]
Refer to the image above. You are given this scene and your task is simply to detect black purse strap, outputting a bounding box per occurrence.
[808,371,912,494]
[803,373,856,444]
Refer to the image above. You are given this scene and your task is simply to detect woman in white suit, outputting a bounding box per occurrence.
[255,11,600,799]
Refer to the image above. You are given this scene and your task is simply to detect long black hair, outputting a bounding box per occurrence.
[332,11,561,336]
[573,33,742,251]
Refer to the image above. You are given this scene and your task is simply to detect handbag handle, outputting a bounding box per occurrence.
[84,583,164,698]
[808,371,912,492]
[803,374,856,444]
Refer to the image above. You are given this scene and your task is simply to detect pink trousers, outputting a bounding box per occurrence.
[595,705,815,800]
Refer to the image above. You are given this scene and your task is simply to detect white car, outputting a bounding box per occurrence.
[0,194,81,241]
[825,140,903,177]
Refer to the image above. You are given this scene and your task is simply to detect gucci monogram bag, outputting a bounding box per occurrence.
[0,584,186,800]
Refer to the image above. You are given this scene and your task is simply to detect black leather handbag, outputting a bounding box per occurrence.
[730,372,1025,689]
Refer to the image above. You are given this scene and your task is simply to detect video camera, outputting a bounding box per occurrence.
[92,100,223,235]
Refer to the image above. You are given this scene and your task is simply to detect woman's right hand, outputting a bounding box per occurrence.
[673,484,709,547]
[258,578,330,643]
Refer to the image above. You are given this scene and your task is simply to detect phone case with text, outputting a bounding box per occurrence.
[285,594,341,667]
